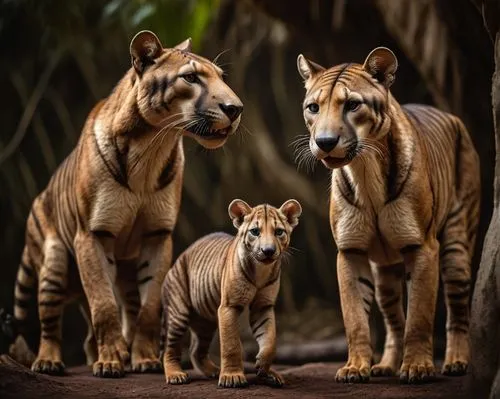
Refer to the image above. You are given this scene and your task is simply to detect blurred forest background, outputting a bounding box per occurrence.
[0,0,495,366]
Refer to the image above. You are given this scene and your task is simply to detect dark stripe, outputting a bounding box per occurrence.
[358,277,375,292]
[16,280,32,295]
[138,275,153,285]
[15,298,30,308]
[441,247,466,258]
[137,261,149,271]
[401,244,421,254]
[40,287,65,295]
[91,230,116,238]
[41,315,60,325]
[264,274,280,288]
[31,209,45,240]
[156,141,179,191]
[363,298,372,308]
[252,317,270,334]
[92,130,131,190]
[442,279,470,288]
[386,133,398,201]
[143,228,172,238]
[113,137,129,188]
[106,257,114,264]
[41,277,65,291]
[342,248,367,256]
[381,295,400,309]
[20,262,34,278]
[41,334,60,342]
[40,299,64,307]
[447,291,469,301]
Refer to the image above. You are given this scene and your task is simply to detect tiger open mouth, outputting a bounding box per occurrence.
[186,122,230,140]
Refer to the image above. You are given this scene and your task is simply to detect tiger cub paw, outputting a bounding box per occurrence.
[442,360,468,376]
[256,368,284,388]
[165,370,190,384]
[31,358,66,376]
[218,371,248,388]
[371,363,397,377]
[335,364,370,383]
[399,359,435,384]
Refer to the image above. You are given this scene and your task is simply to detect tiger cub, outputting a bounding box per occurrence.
[162,199,302,388]
[296,47,480,384]
[11,30,242,378]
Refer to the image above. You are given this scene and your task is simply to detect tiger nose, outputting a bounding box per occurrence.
[219,103,243,122]
[261,245,276,258]
[315,135,339,153]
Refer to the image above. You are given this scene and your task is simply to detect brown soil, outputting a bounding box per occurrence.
[0,356,471,399]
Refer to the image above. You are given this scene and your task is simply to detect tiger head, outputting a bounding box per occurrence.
[228,199,302,265]
[129,30,243,149]
[296,47,398,169]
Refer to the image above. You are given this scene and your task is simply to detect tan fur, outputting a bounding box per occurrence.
[297,47,480,383]
[11,30,242,377]
[162,199,301,388]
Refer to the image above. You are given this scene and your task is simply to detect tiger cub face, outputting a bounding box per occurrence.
[130,30,243,149]
[228,199,302,264]
[296,47,399,169]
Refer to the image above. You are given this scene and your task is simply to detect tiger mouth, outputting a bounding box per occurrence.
[186,123,230,140]
[320,143,359,169]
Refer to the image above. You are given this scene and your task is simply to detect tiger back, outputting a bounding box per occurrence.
[296,47,480,384]
[162,199,302,388]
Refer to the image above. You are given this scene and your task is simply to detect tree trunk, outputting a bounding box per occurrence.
[469,1,500,398]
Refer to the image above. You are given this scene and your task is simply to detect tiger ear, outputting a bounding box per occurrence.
[279,199,302,229]
[362,47,398,89]
[130,30,163,74]
[228,199,252,229]
[174,37,192,52]
[297,54,325,81]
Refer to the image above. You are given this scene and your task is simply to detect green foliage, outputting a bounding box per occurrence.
[102,0,218,50]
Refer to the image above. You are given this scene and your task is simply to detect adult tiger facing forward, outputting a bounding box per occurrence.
[296,47,480,384]
[11,30,242,378]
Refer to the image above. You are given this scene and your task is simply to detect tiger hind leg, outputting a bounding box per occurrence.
[440,203,471,376]
[32,235,68,375]
[162,271,190,384]
[189,316,219,379]
[371,263,405,377]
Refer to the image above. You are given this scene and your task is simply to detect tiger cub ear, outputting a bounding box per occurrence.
[279,199,302,228]
[228,199,252,228]
[362,47,398,89]
[297,54,325,81]
[174,37,192,53]
[130,30,163,74]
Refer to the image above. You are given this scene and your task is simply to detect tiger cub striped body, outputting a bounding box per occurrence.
[11,30,242,377]
[162,199,302,388]
[297,48,480,383]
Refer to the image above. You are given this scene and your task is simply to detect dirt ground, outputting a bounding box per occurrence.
[0,356,472,399]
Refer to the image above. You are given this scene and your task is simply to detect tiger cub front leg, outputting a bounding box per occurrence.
[335,250,374,383]
[74,232,129,378]
[250,301,284,388]
[400,239,439,384]
[132,232,172,373]
[218,305,248,388]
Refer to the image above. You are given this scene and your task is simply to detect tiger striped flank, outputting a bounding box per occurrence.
[162,199,302,388]
[10,30,243,378]
[296,47,480,384]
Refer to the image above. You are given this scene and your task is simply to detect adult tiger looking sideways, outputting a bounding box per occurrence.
[10,30,243,378]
